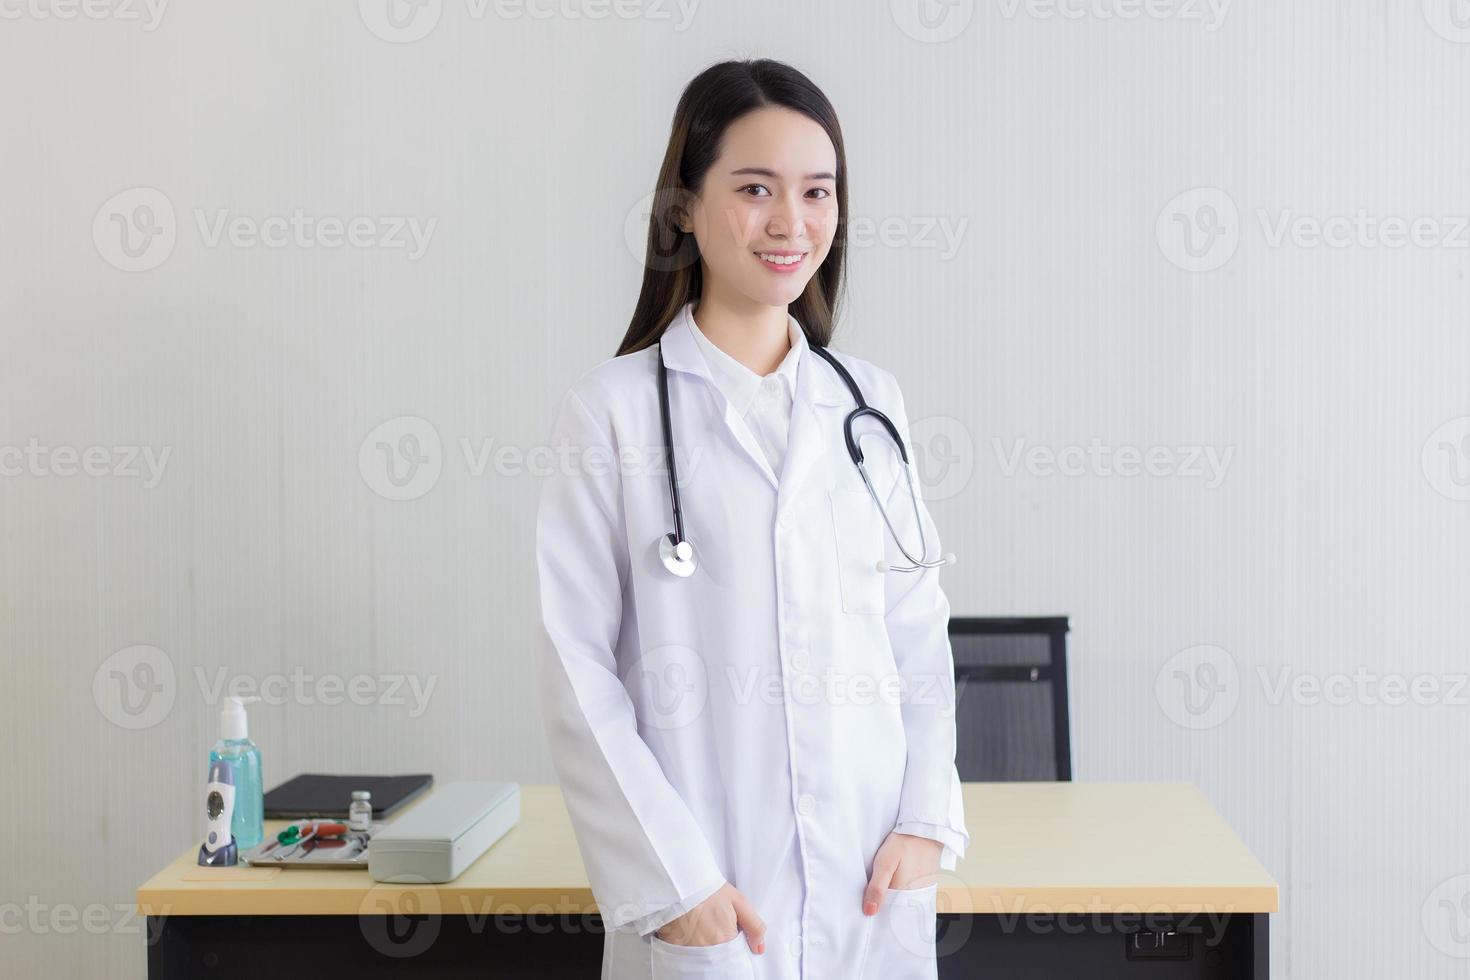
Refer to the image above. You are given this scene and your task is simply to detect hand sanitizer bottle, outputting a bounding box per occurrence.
[209,696,263,849]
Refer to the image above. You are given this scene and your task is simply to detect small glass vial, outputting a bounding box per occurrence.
[349,790,373,832]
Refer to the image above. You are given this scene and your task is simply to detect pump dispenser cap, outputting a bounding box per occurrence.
[220,696,260,741]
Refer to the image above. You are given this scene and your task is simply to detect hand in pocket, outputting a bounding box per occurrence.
[655,882,766,954]
[863,831,943,915]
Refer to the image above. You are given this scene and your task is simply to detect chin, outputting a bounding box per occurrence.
[746,278,813,309]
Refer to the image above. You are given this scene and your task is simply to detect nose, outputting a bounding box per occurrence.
[766,189,808,241]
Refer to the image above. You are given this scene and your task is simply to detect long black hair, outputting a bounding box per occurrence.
[616,59,849,356]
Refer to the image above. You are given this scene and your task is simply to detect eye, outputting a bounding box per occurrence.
[808,187,832,200]
[739,184,771,198]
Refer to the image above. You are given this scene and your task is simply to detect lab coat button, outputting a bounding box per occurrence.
[791,651,810,672]
[796,793,816,816]
[778,511,793,529]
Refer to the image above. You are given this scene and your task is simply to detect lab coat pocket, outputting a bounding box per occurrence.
[829,489,885,615]
[862,882,939,980]
[649,931,754,980]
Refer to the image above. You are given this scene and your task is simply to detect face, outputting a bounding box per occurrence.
[683,106,840,309]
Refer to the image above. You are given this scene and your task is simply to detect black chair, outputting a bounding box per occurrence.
[947,616,1072,781]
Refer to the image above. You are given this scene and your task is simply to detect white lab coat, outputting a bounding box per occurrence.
[536,303,969,980]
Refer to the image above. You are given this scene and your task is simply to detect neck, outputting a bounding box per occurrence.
[690,285,791,376]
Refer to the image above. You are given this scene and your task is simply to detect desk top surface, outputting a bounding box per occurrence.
[136,782,1278,917]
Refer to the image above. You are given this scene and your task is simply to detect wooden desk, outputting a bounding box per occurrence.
[138,783,1277,978]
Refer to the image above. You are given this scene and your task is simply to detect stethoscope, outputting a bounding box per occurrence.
[656,340,956,578]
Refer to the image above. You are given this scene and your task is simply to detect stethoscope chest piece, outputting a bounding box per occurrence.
[659,533,697,578]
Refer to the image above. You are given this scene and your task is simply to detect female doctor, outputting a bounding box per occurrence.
[536,59,969,980]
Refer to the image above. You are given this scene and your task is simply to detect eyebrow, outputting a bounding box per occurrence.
[729,167,837,182]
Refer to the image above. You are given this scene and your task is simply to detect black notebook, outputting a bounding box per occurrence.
[263,773,434,820]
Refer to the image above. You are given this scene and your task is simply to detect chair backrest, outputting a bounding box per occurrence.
[948,616,1072,781]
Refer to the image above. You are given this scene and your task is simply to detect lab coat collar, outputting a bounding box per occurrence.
[686,307,804,418]
[658,301,851,496]
[658,301,848,409]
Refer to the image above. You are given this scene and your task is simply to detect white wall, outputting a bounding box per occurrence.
[3,1,1468,976]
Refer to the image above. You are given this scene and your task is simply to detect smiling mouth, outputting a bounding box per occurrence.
[755,251,808,270]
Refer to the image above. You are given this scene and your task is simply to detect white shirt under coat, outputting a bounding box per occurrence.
[685,305,804,481]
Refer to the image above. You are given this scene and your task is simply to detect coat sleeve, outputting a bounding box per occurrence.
[876,380,971,872]
[535,385,727,935]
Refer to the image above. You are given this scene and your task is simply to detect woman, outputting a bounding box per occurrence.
[536,59,968,980]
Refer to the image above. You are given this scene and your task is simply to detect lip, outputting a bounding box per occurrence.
[753,250,808,273]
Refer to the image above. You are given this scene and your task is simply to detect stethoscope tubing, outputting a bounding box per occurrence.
[657,338,948,575]
[656,341,687,547]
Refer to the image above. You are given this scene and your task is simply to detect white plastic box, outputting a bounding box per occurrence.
[368,781,520,883]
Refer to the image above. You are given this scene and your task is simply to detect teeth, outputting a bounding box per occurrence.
[757,253,804,266]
